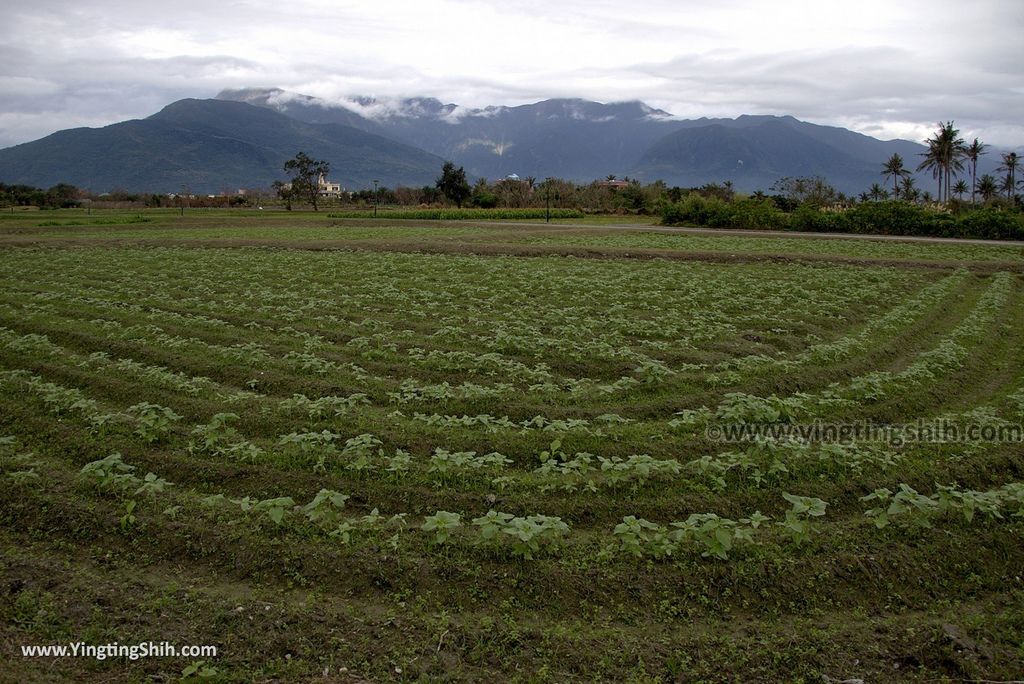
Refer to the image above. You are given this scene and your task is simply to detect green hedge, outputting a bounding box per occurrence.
[661,196,788,231]
[328,208,585,220]
[662,197,1024,241]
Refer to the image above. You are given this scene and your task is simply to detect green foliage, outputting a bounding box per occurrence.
[715,392,809,424]
[422,511,462,544]
[279,393,370,419]
[663,196,1024,240]
[661,194,788,229]
[671,514,747,560]
[499,515,570,559]
[613,516,675,559]
[125,402,182,443]
[778,493,828,544]
[119,499,138,531]
[134,472,173,497]
[302,489,350,527]
[80,453,138,492]
[428,448,511,478]
[237,496,296,525]
[862,482,1024,529]
[283,151,330,211]
[181,660,220,680]
[436,161,472,208]
[614,511,769,561]
[471,511,570,559]
[328,207,584,220]
[188,413,241,455]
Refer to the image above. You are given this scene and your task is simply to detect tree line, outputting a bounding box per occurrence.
[879,122,1019,205]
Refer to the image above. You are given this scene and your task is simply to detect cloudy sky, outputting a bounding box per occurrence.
[2,0,1022,149]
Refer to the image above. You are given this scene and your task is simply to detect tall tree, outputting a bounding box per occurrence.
[283,152,330,212]
[940,121,966,203]
[882,153,909,198]
[917,138,944,201]
[272,180,293,211]
[997,151,1020,199]
[436,161,471,208]
[917,121,965,203]
[964,138,987,205]
[998,175,1015,198]
[976,174,998,203]
[868,183,889,201]
[952,179,968,201]
[899,175,919,203]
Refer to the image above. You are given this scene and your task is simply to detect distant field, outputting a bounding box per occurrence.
[327,207,586,220]
[515,229,1024,263]
[2,209,1024,267]
[2,211,1023,682]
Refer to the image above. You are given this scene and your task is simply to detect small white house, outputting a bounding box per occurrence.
[318,173,343,197]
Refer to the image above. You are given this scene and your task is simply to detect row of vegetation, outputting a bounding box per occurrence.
[661,123,1023,240]
[2,238,1022,680]
[662,196,1024,240]
[327,207,584,220]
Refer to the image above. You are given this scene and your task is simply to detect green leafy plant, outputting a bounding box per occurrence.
[119,500,137,531]
[125,402,182,443]
[134,472,173,497]
[778,493,828,544]
[422,511,462,544]
[80,453,139,492]
[499,515,570,560]
[236,496,296,525]
[181,660,220,679]
[188,413,241,455]
[302,489,350,527]
[613,516,674,558]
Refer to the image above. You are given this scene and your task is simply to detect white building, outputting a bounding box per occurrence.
[317,173,343,197]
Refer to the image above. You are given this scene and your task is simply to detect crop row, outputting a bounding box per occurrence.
[6,443,1021,565]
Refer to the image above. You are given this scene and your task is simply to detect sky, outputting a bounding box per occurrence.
[1,0,1022,149]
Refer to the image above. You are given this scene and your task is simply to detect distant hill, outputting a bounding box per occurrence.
[2,87,1002,195]
[217,88,681,184]
[218,88,942,194]
[0,98,444,193]
[633,116,929,192]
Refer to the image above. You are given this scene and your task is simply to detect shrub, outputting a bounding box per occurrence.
[661,195,785,230]
[957,208,1024,240]
[787,205,850,233]
[663,195,1024,241]
[729,198,789,230]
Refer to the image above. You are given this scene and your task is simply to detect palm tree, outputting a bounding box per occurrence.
[964,138,987,204]
[917,121,966,204]
[998,175,1015,198]
[868,183,888,201]
[952,179,968,201]
[942,123,966,202]
[917,137,944,201]
[976,174,998,203]
[899,175,919,203]
[997,152,1020,199]
[882,153,909,198]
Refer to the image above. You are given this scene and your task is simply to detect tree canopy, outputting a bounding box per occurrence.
[436,161,471,208]
[283,152,330,211]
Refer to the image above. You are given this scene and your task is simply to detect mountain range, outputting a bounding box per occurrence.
[0,87,999,195]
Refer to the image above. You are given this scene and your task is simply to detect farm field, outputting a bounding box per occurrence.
[1,211,1024,682]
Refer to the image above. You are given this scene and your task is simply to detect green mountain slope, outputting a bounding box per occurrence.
[0,99,444,193]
